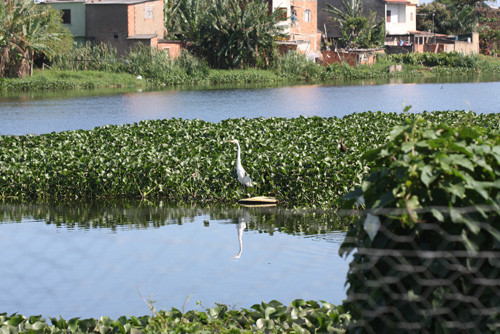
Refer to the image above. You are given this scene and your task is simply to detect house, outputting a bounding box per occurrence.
[317,0,417,47]
[386,31,480,54]
[85,0,165,56]
[41,0,87,44]
[385,0,417,36]
[268,0,322,58]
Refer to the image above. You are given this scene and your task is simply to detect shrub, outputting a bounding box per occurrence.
[274,52,323,80]
[341,116,500,332]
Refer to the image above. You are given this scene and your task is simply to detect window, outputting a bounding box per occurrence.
[276,7,287,21]
[386,10,391,23]
[410,12,414,21]
[145,6,154,20]
[304,9,311,23]
[62,9,71,24]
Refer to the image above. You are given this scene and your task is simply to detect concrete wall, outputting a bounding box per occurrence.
[454,33,480,55]
[86,4,129,50]
[132,1,164,38]
[322,50,375,66]
[157,40,184,59]
[86,0,164,55]
[44,2,86,39]
[385,45,412,54]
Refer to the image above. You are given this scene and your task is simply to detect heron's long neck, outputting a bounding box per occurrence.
[236,142,242,168]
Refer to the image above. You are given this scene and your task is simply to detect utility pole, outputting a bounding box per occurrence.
[432,10,435,34]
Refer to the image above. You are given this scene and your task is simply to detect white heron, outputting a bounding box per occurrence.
[227,139,253,188]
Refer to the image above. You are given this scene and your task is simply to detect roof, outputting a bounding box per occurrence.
[409,30,450,37]
[127,34,158,40]
[39,0,86,3]
[87,0,159,4]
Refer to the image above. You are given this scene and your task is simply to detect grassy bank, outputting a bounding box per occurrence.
[0,111,498,207]
[0,70,143,92]
[1,52,499,92]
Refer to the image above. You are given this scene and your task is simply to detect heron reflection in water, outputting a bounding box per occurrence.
[231,210,251,259]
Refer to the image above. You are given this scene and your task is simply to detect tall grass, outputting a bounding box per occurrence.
[273,53,323,81]
[50,43,210,85]
[3,43,498,92]
[125,46,210,84]
[51,42,123,72]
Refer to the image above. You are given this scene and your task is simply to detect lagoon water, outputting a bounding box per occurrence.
[0,78,499,135]
[0,78,498,318]
[0,203,349,318]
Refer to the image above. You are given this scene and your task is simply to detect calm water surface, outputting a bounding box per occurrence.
[0,78,497,318]
[0,202,349,318]
[0,78,499,135]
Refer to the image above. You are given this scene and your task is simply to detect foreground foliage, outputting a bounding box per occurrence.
[341,116,500,332]
[0,299,350,333]
[0,111,498,207]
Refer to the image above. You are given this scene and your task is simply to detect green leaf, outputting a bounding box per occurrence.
[420,165,435,187]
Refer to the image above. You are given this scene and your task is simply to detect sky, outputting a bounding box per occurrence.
[419,0,499,7]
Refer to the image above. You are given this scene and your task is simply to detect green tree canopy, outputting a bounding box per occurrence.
[417,0,491,35]
[324,0,384,49]
[0,0,73,78]
[165,0,285,69]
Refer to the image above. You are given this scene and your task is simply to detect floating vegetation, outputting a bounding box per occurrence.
[0,299,350,333]
[0,111,498,207]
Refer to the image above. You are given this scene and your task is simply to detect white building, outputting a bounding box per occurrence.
[385,0,418,36]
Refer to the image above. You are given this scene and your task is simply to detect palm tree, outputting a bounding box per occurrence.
[164,0,210,40]
[198,0,285,69]
[0,0,69,78]
[324,0,364,25]
[324,0,383,49]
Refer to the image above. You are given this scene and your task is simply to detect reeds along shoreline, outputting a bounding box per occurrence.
[2,50,499,92]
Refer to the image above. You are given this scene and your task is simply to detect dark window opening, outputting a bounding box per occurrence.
[62,9,71,24]
[386,10,391,23]
[276,7,287,21]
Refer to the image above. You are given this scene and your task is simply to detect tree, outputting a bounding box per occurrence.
[417,0,489,35]
[164,0,211,41]
[0,0,72,78]
[324,0,384,49]
[477,6,500,55]
[164,0,285,69]
[195,0,285,69]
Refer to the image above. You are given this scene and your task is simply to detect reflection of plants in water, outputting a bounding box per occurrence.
[0,200,353,235]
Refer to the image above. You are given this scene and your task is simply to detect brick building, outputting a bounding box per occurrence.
[85,0,165,55]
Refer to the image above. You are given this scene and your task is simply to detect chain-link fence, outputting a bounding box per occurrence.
[342,214,500,333]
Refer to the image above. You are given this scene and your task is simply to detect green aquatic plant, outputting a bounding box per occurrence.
[0,299,350,333]
[0,111,498,207]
